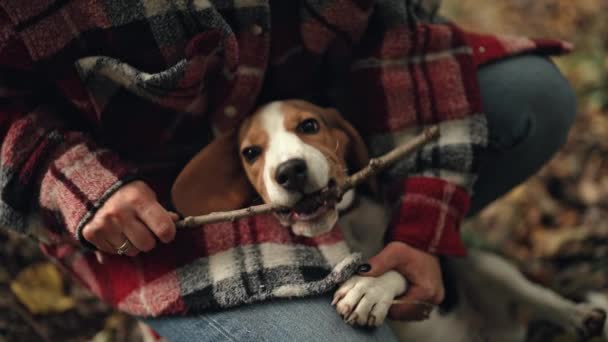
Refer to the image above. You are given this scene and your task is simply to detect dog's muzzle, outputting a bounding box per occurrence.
[275,158,308,192]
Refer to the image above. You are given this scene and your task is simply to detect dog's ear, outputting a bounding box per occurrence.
[323,108,378,194]
[171,130,254,217]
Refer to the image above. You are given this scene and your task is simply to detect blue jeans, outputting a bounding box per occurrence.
[146,295,396,341]
[144,54,576,341]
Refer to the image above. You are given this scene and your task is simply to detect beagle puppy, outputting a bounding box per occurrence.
[172,99,407,326]
[172,100,607,340]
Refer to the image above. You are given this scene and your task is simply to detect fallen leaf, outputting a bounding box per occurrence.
[10,262,75,315]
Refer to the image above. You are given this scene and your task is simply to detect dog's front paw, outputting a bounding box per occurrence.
[332,271,407,327]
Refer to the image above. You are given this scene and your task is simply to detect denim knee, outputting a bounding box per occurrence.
[478,54,577,153]
[469,55,577,215]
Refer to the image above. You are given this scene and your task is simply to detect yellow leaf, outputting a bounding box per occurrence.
[10,262,75,315]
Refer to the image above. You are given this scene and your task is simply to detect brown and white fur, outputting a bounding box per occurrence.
[172,100,606,340]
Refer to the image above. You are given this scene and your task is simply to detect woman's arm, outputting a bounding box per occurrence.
[0,11,175,254]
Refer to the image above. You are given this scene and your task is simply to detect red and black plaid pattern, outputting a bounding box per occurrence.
[41,215,359,316]
[0,0,570,316]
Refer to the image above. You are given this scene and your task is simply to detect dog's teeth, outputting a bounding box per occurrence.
[346,313,358,325]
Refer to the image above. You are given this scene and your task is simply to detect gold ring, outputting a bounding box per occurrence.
[116,239,131,256]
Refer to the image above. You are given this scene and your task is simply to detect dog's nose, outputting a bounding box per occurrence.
[275,159,307,191]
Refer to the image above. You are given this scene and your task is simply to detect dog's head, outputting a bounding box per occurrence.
[171,100,372,237]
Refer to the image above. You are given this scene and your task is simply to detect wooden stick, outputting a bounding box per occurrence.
[176,126,440,229]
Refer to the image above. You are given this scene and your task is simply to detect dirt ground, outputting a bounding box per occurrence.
[1,1,607,341]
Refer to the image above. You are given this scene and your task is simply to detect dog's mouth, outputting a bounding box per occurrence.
[275,180,338,222]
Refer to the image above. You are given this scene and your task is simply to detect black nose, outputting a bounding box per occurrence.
[275,159,307,191]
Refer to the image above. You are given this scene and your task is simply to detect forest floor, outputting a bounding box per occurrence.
[1,1,607,341]
[444,1,608,340]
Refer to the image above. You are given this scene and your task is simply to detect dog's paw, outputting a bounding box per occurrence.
[573,303,606,339]
[332,271,407,327]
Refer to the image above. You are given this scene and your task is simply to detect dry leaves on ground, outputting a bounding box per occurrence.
[0,2,606,341]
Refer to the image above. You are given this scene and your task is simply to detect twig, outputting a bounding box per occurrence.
[176,126,440,229]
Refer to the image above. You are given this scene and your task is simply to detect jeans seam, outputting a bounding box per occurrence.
[197,314,241,342]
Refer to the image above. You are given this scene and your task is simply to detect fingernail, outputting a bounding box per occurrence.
[357,263,371,273]
[95,251,106,264]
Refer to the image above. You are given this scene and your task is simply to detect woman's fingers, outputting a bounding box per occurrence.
[81,181,177,258]
[167,211,181,222]
[82,217,117,254]
[388,286,437,321]
[84,214,141,256]
[107,235,140,257]
[357,242,445,322]
[121,218,157,253]
[135,201,176,244]
[104,227,140,256]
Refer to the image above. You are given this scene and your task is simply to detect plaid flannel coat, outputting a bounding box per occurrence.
[0,0,569,316]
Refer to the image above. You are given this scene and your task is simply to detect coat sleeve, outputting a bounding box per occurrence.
[0,12,137,246]
[349,8,571,256]
[350,21,488,257]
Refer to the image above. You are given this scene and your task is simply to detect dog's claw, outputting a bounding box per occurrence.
[339,304,352,317]
[367,315,376,327]
[332,294,342,306]
[346,313,358,325]
[582,308,606,338]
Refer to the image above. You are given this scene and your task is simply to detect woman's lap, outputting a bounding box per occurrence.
[144,294,398,342]
[144,54,576,342]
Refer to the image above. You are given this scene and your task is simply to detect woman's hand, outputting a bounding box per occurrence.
[358,241,444,321]
[82,180,178,257]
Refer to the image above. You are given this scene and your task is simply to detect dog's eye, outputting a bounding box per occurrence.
[241,146,262,163]
[297,118,320,134]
